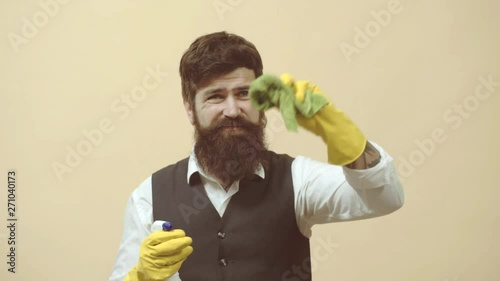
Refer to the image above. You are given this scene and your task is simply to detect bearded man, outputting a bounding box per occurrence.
[108,31,404,281]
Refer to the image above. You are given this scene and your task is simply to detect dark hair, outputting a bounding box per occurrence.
[179,31,263,105]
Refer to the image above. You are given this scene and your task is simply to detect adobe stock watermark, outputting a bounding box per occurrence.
[8,0,71,54]
[213,0,244,21]
[397,74,498,179]
[51,64,168,182]
[281,234,340,281]
[265,110,288,143]
[339,0,410,63]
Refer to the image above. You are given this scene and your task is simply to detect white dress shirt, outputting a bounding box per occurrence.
[108,141,404,281]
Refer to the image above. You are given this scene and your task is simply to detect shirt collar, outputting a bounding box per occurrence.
[187,149,265,184]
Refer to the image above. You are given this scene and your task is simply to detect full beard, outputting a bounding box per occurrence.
[194,115,268,185]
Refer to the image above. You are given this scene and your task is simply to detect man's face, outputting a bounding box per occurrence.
[184,67,261,130]
[184,67,268,185]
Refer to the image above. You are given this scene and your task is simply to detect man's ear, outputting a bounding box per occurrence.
[184,100,195,125]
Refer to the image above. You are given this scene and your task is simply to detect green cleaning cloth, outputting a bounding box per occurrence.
[249,74,329,131]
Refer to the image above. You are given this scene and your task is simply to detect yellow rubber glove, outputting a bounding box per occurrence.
[250,73,367,166]
[125,229,193,281]
[282,73,367,165]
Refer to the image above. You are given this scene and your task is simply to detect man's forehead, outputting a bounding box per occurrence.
[195,67,255,95]
[201,82,251,92]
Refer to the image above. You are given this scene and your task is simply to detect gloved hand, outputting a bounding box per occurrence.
[125,229,193,281]
[249,73,367,166]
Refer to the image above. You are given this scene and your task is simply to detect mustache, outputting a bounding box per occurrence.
[208,116,258,131]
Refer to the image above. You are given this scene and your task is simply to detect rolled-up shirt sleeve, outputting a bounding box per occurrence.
[292,141,404,237]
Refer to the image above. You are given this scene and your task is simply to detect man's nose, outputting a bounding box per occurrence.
[223,96,241,118]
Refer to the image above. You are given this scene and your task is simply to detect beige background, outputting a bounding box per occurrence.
[1,0,499,280]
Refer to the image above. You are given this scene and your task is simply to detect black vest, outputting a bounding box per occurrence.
[152,151,311,281]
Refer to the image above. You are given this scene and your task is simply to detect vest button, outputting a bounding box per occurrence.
[219,258,228,266]
[217,231,226,239]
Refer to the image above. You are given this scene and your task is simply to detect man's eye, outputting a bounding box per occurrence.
[207,95,222,100]
[239,91,249,97]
